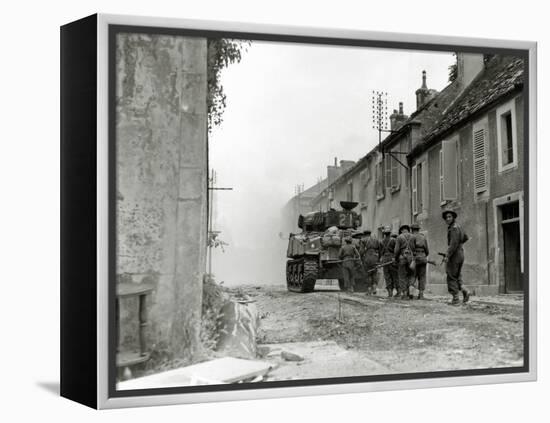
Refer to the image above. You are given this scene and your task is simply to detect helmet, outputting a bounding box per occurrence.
[442,209,457,219]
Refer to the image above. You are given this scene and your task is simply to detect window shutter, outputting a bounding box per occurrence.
[385,154,392,189]
[421,162,428,212]
[442,139,458,201]
[473,122,488,193]
[417,163,423,211]
[439,150,444,203]
[412,164,418,214]
[391,156,399,188]
[376,162,382,197]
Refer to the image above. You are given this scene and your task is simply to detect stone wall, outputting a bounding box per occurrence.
[115,33,208,360]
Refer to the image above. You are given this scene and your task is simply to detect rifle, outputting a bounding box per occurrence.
[364,260,396,274]
[340,258,394,274]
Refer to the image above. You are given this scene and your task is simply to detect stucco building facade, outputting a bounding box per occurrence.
[303,53,525,295]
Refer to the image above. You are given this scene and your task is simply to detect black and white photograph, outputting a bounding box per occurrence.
[111,26,529,394]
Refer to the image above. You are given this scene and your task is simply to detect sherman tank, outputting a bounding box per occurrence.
[286,201,363,293]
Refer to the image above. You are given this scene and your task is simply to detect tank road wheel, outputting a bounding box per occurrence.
[301,257,318,293]
[297,263,304,288]
[287,259,316,293]
[287,260,298,292]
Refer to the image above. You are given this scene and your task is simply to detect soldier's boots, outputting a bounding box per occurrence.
[451,295,460,305]
[387,289,393,298]
[462,289,470,303]
[417,290,424,300]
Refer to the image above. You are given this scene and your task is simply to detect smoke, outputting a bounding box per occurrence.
[208,40,454,286]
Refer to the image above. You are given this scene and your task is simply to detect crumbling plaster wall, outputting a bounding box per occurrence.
[115,33,208,359]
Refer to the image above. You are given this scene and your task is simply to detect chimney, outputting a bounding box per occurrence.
[456,52,484,89]
[415,70,432,110]
[389,102,408,130]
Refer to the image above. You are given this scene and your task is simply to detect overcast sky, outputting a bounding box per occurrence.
[209,40,455,285]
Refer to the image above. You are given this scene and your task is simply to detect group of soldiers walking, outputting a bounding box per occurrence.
[338,210,470,305]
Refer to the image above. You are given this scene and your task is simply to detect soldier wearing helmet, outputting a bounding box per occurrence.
[411,223,429,299]
[359,228,381,296]
[442,210,470,305]
[338,236,360,293]
[380,226,398,297]
[394,224,415,299]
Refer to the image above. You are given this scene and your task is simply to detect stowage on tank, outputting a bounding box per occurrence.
[286,201,363,293]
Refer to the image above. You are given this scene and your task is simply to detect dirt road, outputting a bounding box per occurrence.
[227,284,524,380]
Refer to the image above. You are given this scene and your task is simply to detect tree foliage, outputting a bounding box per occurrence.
[448,53,458,82]
[207,39,250,132]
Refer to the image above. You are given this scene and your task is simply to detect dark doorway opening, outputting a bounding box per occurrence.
[501,201,522,293]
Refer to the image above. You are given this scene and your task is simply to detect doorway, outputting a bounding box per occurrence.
[501,202,522,293]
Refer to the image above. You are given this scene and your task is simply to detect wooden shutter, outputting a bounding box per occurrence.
[385,154,392,189]
[417,163,423,211]
[442,139,458,201]
[391,155,399,188]
[421,161,428,212]
[412,164,418,214]
[439,150,444,203]
[473,121,488,193]
[376,162,382,197]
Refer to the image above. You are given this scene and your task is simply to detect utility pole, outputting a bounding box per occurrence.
[207,169,233,275]
[371,90,409,169]
[372,90,389,157]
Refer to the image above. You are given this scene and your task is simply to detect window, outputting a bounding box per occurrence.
[360,167,371,186]
[417,162,423,211]
[385,154,392,189]
[440,139,458,203]
[384,152,400,190]
[412,162,423,215]
[439,150,444,203]
[502,201,519,221]
[497,99,518,172]
[472,118,488,193]
[375,159,385,199]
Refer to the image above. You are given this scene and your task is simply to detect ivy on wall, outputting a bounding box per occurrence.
[207,39,251,132]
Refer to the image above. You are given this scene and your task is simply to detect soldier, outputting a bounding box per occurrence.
[411,223,429,299]
[380,226,398,297]
[394,224,415,300]
[338,236,360,293]
[360,229,381,296]
[442,210,470,305]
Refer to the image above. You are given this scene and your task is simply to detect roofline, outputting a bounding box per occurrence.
[408,84,523,159]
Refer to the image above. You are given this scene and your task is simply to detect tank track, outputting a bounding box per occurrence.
[286,257,318,293]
